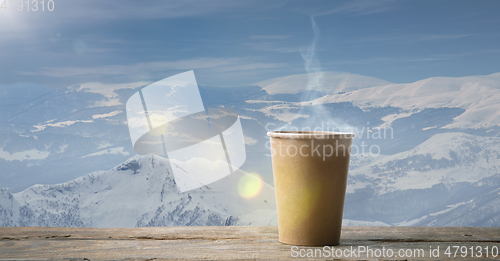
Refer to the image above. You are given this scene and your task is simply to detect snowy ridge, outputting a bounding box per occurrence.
[318,73,500,129]
[2,73,500,227]
[255,72,392,95]
[396,177,500,227]
[348,132,500,194]
[0,154,394,227]
[258,72,500,128]
[0,155,276,227]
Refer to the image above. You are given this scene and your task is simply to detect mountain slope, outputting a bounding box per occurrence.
[2,72,500,227]
[0,82,142,192]
[0,155,276,227]
[255,72,393,95]
[344,132,500,225]
[315,72,500,129]
[349,132,500,194]
[257,72,500,129]
[398,175,500,227]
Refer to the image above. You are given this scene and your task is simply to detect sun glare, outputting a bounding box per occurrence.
[237,172,263,199]
[148,113,169,136]
[0,7,27,35]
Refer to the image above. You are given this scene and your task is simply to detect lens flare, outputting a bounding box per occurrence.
[149,113,169,136]
[237,173,263,199]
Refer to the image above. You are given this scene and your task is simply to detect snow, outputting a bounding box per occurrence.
[349,132,500,194]
[91,98,122,108]
[255,72,392,95]
[0,155,391,227]
[258,72,500,128]
[78,82,149,99]
[314,73,500,129]
[375,111,415,129]
[97,141,112,150]
[243,135,258,145]
[32,120,93,132]
[56,144,69,153]
[397,199,473,226]
[342,219,390,226]
[239,209,278,226]
[3,72,500,227]
[0,148,50,161]
[75,81,149,108]
[246,103,308,122]
[81,147,130,158]
[31,110,121,132]
[92,110,122,119]
[0,155,277,227]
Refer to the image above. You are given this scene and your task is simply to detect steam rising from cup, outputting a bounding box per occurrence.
[301,16,324,94]
[274,16,355,133]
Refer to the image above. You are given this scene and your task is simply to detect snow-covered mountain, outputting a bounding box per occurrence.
[0,155,276,227]
[1,71,500,227]
[397,177,500,227]
[0,82,142,193]
[0,154,393,227]
[258,72,500,129]
[343,132,500,226]
[349,132,500,194]
[255,72,392,95]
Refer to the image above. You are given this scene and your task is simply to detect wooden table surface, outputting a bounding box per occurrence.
[1,226,499,260]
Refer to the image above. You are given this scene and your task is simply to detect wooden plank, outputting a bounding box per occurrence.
[0,227,499,260]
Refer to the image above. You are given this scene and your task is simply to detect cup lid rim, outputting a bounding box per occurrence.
[267,131,356,139]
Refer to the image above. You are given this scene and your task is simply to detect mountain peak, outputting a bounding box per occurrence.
[254,71,392,95]
[0,154,276,227]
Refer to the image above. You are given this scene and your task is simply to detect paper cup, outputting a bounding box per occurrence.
[267,131,355,246]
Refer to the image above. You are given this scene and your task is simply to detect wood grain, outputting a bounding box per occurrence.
[0,226,499,260]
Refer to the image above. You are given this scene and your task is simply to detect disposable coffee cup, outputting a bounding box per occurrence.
[267,131,355,246]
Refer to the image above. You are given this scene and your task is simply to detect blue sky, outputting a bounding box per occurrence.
[1,0,500,88]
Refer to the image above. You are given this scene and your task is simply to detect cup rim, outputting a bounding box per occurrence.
[267,131,356,139]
